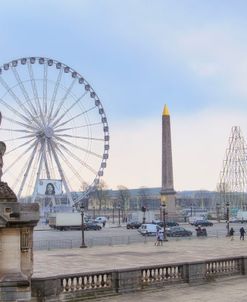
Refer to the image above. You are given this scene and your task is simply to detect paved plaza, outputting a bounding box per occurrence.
[34,236,247,278]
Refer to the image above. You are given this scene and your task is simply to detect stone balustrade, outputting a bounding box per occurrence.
[31,256,247,301]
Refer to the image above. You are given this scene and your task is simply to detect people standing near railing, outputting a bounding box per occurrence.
[240,227,246,240]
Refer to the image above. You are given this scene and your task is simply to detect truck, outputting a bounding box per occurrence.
[49,212,82,230]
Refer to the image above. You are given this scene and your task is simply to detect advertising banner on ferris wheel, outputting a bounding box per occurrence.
[37,179,62,196]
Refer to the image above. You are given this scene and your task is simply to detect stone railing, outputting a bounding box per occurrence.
[31,256,247,301]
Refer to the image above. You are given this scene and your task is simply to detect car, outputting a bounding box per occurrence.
[152,220,179,227]
[166,226,192,237]
[84,222,102,231]
[126,221,142,229]
[192,220,213,227]
[94,216,108,223]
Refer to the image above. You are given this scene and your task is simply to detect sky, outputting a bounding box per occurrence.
[1,0,247,191]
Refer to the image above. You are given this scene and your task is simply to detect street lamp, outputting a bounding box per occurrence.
[141,206,146,224]
[80,203,87,248]
[226,200,230,237]
[160,195,168,242]
[117,202,121,227]
[93,206,96,220]
[216,202,220,223]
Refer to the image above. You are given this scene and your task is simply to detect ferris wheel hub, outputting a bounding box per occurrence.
[45,127,54,138]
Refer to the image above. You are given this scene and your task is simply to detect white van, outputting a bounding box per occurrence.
[138,223,161,236]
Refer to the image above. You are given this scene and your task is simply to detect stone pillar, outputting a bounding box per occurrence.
[0,195,39,302]
[161,105,177,220]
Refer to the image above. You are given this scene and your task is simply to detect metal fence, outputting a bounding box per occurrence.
[33,234,197,251]
[33,235,157,250]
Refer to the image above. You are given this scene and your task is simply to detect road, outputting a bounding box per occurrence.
[33,221,245,250]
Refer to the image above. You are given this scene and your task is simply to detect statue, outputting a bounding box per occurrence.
[0,112,17,202]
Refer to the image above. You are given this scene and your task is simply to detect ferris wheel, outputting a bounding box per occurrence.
[0,57,109,205]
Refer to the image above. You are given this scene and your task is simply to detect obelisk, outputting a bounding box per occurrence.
[160,104,177,219]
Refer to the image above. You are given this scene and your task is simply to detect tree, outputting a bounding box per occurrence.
[93,180,109,212]
[138,186,149,210]
[117,185,130,222]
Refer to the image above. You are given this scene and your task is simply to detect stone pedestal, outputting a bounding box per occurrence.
[0,183,39,302]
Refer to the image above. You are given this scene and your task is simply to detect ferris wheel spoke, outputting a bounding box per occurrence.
[4,133,36,142]
[4,140,37,174]
[0,128,33,134]
[31,143,45,203]
[54,140,97,175]
[13,164,30,194]
[17,141,39,198]
[54,135,102,159]
[57,133,104,142]
[47,68,63,122]
[52,90,87,127]
[5,137,36,155]
[3,116,37,132]
[48,140,74,204]
[43,62,48,114]
[44,145,51,179]
[0,97,34,125]
[54,105,96,129]
[27,62,45,124]
[54,122,102,133]
[47,138,56,179]
[51,78,77,123]
[53,143,87,185]
[11,67,40,119]
[0,76,35,123]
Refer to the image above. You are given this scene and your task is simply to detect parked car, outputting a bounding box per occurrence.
[84,222,102,231]
[152,220,179,227]
[138,224,161,236]
[166,226,192,237]
[159,221,179,227]
[126,221,142,229]
[192,220,213,227]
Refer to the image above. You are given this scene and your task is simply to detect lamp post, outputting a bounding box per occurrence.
[216,202,220,223]
[80,203,87,248]
[141,206,146,224]
[160,195,168,242]
[118,203,121,227]
[162,203,168,241]
[226,200,230,237]
[93,206,96,220]
[112,206,115,224]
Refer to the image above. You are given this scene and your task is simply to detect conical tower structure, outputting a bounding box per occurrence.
[161,105,177,219]
[218,126,247,213]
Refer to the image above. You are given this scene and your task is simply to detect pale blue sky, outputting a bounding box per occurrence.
[1,0,247,190]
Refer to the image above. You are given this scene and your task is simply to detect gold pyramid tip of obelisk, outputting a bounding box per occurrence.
[162,104,170,116]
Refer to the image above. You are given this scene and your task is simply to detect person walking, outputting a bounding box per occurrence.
[157,230,164,246]
[154,227,160,246]
[229,227,235,241]
[240,227,246,240]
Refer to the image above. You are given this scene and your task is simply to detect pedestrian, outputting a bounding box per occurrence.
[102,221,106,227]
[229,227,235,240]
[154,227,159,246]
[240,227,246,240]
[158,230,164,246]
